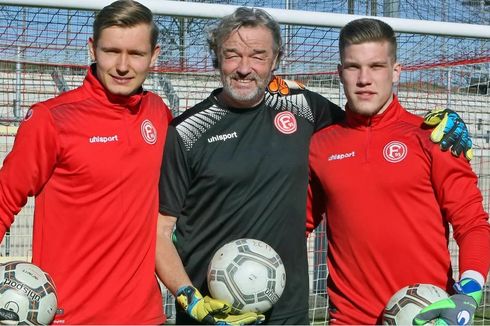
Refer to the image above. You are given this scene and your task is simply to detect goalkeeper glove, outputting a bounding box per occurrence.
[213,310,266,325]
[423,108,473,161]
[0,308,19,325]
[413,278,482,326]
[267,75,305,96]
[176,285,265,325]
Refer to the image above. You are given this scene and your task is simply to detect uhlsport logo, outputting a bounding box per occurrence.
[274,111,297,134]
[89,135,118,143]
[208,131,238,143]
[328,151,355,161]
[141,119,157,144]
[383,141,407,163]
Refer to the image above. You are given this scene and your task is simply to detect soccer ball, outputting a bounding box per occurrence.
[0,261,58,324]
[382,283,449,325]
[207,238,286,313]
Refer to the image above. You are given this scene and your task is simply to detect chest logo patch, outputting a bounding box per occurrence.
[383,141,407,163]
[274,111,297,134]
[141,119,157,145]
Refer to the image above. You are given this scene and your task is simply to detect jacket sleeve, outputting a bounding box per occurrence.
[306,162,327,236]
[430,144,490,279]
[0,104,59,241]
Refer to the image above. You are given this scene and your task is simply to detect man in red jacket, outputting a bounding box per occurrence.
[307,18,490,325]
[0,0,172,323]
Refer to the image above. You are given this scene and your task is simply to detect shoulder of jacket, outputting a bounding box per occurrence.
[35,86,87,111]
[171,97,214,127]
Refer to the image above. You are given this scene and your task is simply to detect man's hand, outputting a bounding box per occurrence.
[0,308,19,325]
[423,108,473,161]
[213,310,265,325]
[176,285,264,325]
[413,278,482,326]
[267,75,304,96]
[177,285,229,324]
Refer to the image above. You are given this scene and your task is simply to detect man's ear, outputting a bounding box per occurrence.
[272,53,279,72]
[150,44,161,67]
[337,63,344,83]
[88,37,96,62]
[392,62,402,84]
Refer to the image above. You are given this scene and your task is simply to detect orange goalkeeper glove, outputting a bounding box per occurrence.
[267,75,305,96]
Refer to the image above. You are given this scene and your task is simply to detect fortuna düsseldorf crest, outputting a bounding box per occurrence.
[141,119,157,144]
[274,111,297,134]
[383,141,407,163]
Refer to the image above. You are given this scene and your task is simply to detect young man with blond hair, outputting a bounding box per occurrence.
[0,0,171,323]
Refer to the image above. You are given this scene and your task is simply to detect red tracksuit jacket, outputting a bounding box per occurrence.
[307,96,490,325]
[0,66,172,324]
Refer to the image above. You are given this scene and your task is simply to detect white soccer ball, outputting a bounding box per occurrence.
[382,283,449,325]
[207,238,286,313]
[0,261,58,325]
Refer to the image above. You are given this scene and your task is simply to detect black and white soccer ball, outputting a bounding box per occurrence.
[0,261,58,325]
[207,238,286,313]
[382,283,448,325]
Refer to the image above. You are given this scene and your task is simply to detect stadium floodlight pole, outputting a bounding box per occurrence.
[0,0,489,39]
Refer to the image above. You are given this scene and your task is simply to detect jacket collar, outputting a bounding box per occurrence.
[83,64,144,113]
[345,95,402,129]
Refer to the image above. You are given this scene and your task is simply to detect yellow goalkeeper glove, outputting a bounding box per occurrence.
[423,108,473,161]
[213,309,266,325]
[176,285,264,325]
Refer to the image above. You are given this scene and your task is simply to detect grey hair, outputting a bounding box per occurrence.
[207,7,283,69]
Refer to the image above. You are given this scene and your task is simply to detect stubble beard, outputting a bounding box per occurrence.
[220,71,271,107]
